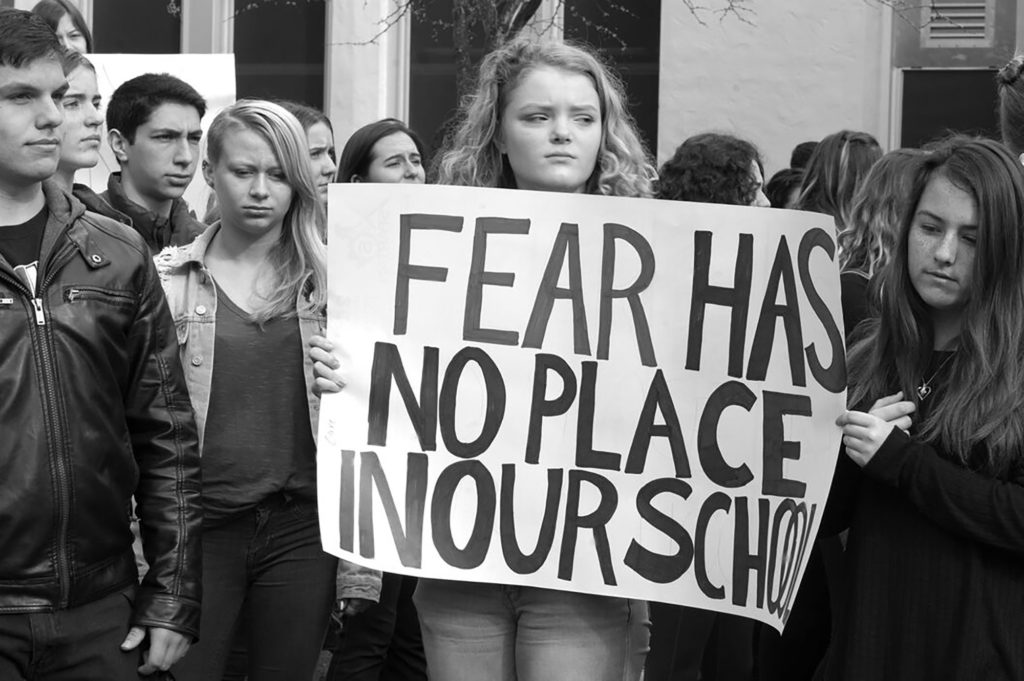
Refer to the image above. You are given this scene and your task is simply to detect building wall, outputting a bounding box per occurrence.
[658,0,890,173]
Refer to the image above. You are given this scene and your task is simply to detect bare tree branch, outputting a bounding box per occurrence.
[864,0,972,30]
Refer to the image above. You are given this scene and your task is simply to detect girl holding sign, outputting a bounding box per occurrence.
[829,137,1024,680]
[336,117,426,185]
[323,118,429,681]
[157,100,378,681]
[415,37,655,681]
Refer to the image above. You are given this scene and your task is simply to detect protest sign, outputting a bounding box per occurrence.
[77,53,236,217]
[318,184,846,631]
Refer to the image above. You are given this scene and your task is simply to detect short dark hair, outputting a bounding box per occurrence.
[765,167,804,209]
[656,132,765,206]
[790,141,818,169]
[106,73,207,143]
[0,8,63,69]
[32,0,92,53]
[337,118,426,182]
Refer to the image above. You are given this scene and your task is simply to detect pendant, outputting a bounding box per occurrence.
[916,383,931,400]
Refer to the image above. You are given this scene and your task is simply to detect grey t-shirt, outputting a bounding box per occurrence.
[200,284,317,526]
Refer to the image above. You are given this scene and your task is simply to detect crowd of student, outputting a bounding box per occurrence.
[1,2,1023,680]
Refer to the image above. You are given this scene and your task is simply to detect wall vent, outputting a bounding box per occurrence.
[921,1,994,48]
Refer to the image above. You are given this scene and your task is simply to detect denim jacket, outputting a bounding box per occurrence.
[155,224,381,602]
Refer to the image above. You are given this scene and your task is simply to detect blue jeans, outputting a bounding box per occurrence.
[413,579,650,681]
[0,586,142,680]
[173,494,337,681]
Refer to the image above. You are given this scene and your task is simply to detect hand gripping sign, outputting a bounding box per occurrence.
[318,184,845,632]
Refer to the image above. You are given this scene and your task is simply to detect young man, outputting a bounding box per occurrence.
[0,10,202,679]
[103,72,207,252]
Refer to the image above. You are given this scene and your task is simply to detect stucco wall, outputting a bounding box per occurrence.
[658,0,890,175]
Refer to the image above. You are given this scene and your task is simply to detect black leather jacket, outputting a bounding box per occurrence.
[0,183,202,639]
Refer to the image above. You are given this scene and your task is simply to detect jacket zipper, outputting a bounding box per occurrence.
[1,242,78,607]
[66,286,135,304]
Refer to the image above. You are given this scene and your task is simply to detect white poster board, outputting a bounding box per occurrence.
[78,53,236,218]
[318,184,846,632]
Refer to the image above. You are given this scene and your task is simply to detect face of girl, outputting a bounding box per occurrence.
[358,132,424,184]
[56,13,87,54]
[748,161,770,207]
[306,121,336,202]
[58,66,102,173]
[204,127,294,242]
[907,172,977,323]
[497,66,602,194]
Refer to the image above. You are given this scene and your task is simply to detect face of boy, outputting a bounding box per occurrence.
[0,56,67,193]
[113,102,203,205]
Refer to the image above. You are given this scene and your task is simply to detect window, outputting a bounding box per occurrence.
[93,0,180,53]
[564,0,661,154]
[900,69,999,148]
[408,0,488,158]
[408,1,662,160]
[233,1,326,108]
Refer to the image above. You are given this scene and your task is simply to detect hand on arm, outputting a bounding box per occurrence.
[836,392,916,467]
[121,626,192,674]
[309,334,345,397]
[840,393,1024,554]
[336,597,374,618]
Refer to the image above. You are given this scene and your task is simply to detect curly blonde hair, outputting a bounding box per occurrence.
[435,38,654,198]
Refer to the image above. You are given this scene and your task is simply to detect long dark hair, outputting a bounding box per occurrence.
[32,0,92,52]
[847,137,1024,477]
[337,118,424,183]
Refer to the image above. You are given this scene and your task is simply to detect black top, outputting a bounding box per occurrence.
[101,173,204,253]
[0,208,47,294]
[199,285,318,526]
[822,375,1024,680]
[839,270,870,339]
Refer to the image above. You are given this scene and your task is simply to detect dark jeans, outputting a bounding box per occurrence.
[327,573,427,681]
[646,603,754,681]
[173,494,337,681]
[0,586,142,680]
[757,543,832,681]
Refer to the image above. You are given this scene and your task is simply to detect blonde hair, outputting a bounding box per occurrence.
[796,130,882,231]
[436,38,654,197]
[839,148,925,277]
[205,99,327,323]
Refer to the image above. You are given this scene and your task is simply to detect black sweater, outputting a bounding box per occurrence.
[821,425,1024,680]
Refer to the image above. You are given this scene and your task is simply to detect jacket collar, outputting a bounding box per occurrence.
[38,180,86,265]
[181,221,218,266]
[155,222,319,311]
[73,183,132,227]
[155,221,219,274]
[105,172,203,250]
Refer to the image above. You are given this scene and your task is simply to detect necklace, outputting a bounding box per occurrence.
[916,352,956,400]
